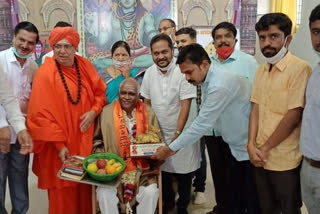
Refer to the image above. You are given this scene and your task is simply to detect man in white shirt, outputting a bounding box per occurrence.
[158,18,179,57]
[0,21,38,214]
[140,34,200,214]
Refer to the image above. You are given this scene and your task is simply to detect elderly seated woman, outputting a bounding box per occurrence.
[93,78,162,214]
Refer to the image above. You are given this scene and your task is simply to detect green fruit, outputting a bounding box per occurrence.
[87,162,98,173]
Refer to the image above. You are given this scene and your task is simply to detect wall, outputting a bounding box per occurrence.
[19,0,77,31]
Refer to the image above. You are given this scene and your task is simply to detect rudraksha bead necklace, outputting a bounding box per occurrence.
[55,58,82,105]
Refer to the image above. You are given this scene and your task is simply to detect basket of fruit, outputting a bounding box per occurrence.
[83,153,126,182]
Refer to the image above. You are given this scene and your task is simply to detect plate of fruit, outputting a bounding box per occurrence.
[83,153,126,182]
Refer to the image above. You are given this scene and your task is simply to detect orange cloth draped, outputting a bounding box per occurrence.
[48,184,92,214]
[27,55,106,192]
[113,100,149,172]
[49,26,80,48]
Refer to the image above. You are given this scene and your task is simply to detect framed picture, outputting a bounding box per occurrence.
[77,0,177,74]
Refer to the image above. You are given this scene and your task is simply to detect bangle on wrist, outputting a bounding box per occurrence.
[175,130,181,135]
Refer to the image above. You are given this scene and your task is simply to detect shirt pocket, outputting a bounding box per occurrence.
[268,89,288,115]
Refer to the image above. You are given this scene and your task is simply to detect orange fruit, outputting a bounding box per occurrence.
[106,165,116,174]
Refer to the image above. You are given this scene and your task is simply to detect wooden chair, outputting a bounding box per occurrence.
[92,172,162,214]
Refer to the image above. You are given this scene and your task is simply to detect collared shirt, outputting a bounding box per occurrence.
[0,64,26,135]
[0,48,38,143]
[169,66,252,161]
[204,49,258,136]
[140,58,200,173]
[300,63,320,161]
[251,52,312,171]
[211,49,258,83]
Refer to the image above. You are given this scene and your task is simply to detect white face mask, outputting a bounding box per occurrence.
[112,59,131,69]
[264,37,288,65]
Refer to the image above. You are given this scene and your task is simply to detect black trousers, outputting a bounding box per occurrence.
[253,166,302,214]
[225,156,260,214]
[162,171,194,214]
[193,137,207,192]
[205,136,231,213]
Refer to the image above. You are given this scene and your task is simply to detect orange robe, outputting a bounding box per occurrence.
[27,55,106,214]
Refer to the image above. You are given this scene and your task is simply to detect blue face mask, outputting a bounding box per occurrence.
[12,47,33,59]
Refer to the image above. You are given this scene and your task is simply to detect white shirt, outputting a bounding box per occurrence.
[0,48,38,143]
[140,58,200,173]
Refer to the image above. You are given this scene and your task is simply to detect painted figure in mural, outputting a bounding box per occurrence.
[102,41,145,104]
[87,0,158,71]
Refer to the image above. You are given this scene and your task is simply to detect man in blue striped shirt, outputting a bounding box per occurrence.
[299,4,320,214]
[152,44,259,214]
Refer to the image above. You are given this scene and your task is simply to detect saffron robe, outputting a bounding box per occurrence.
[27,55,106,214]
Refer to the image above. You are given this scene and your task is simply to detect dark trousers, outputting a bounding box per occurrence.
[225,156,260,214]
[193,137,207,192]
[253,166,302,214]
[0,142,30,214]
[205,136,231,213]
[162,171,194,214]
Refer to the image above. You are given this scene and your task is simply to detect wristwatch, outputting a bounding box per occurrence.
[175,130,181,135]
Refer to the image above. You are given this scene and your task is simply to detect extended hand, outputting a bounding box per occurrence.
[151,145,176,161]
[58,146,69,162]
[0,127,11,153]
[17,129,33,155]
[247,143,265,167]
[80,110,96,132]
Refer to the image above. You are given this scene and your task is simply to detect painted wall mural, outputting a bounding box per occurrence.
[77,0,176,74]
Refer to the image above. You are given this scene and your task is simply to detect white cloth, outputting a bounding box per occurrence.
[97,183,158,214]
[0,65,25,134]
[0,48,38,143]
[140,58,200,173]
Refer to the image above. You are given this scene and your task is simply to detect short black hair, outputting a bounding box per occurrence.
[54,21,72,28]
[111,40,131,57]
[212,22,237,40]
[175,27,197,39]
[14,21,39,42]
[150,34,173,50]
[160,18,176,28]
[255,13,292,37]
[309,4,320,27]
[176,43,211,66]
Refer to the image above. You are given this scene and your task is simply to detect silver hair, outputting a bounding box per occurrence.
[119,77,140,94]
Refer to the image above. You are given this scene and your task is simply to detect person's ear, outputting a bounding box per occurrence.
[285,35,293,48]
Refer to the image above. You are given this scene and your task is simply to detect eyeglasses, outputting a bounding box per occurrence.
[158,26,173,32]
[53,44,74,51]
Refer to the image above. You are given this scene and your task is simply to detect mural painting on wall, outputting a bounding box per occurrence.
[0,0,19,51]
[78,0,176,75]
[31,30,51,66]
[240,0,257,55]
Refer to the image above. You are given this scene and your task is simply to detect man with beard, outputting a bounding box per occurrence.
[247,13,311,214]
[299,5,320,214]
[175,27,207,205]
[205,22,258,214]
[141,34,200,214]
[0,21,38,214]
[152,43,260,214]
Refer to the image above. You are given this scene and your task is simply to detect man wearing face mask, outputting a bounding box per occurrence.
[205,22,258,214]
[248,13,312,214]
[141,34,200,214]
[299,5,320,214]
[0,21,38,214]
